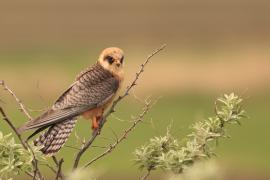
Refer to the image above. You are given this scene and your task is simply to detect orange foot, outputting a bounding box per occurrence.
[92,116,102,130]
[92,116,99,130]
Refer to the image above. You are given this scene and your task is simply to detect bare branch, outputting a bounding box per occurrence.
[72,44,166,170]
[52,156,59,166]
[64,145,81,151]
[55,158,64,180]
[65,144,107,151]
[0,80,32,121]
[84,99,155,168]
[52,156,65,180]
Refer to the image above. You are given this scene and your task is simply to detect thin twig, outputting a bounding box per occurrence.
[0,107,27,148]
[64,145,81,151]
[111,114,134,123]
[109,127,119,142]
[25,171,34,178]
[29,145,40,180]
[52,156,59,166]
[0,80,32,120]
[52,156,65,180]
[141,170,151,180]
[65,144,107,151]
[55,158,64,180]
[84,99,155,168]
[41,163,57,174]
[72,44,166,170]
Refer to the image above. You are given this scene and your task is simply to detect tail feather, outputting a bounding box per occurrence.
[34,117,77,155]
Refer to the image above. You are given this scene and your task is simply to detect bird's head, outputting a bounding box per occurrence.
[98,47,124,76]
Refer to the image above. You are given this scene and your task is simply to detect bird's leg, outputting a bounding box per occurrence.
[97,115,102,126]
[92,115,103,135]
[92,116,99,130]
[91,109,104,135]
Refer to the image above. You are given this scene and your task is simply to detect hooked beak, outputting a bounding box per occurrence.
[115,60,121,67]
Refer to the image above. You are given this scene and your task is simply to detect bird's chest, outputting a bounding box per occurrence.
[81,95,115,119]
[82,73,123,120]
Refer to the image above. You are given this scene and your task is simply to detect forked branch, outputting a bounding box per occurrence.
[84,98,157,168]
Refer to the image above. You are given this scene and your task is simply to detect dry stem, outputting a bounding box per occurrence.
[0,80,32,121]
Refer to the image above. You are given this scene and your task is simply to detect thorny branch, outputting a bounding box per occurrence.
[73,44,166,170]
[84,98,156,168]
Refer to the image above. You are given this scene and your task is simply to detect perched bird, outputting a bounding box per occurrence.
[17,47,124,155]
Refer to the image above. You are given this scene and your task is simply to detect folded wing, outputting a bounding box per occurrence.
[17,66,119,134]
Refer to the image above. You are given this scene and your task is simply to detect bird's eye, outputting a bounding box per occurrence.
[105,56,114,64]
[120,56,124,64]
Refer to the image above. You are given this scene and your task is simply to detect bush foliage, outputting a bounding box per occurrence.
[134,93,246,174]
[0,132,45,179]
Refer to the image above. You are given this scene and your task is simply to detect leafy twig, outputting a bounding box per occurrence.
[72,44,166,170]
[134,93,246,178]
[0,107,43,180]
[0,82,44,179]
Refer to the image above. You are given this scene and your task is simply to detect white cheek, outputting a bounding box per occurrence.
[100,60,123,75]
[101,61,110,69]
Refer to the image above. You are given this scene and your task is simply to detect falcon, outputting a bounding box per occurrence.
[17,47,124,155]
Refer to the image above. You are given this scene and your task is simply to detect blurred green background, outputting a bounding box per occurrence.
[0,0,270,179]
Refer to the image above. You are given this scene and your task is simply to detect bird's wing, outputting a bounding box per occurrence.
[19,105,93,131]
[18,72,119,133]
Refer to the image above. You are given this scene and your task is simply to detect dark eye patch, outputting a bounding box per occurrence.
[105,56,114,64]
[120,56,124,64]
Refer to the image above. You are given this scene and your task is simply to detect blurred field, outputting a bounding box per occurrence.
[1,0,270,49]
[1,51,270,180]
[1,0,270,179]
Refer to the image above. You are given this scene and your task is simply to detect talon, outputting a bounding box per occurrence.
[92,117,99,130]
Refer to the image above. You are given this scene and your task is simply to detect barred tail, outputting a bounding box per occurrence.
[34,117,77,156]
